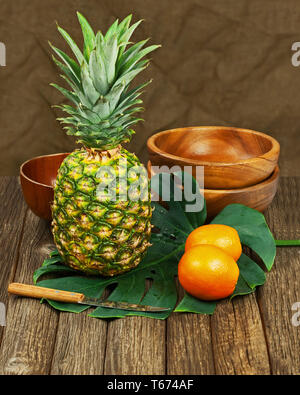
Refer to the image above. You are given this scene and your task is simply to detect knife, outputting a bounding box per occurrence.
[7,282,170,312]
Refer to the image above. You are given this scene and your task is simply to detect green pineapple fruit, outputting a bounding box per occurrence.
[50,13,160,276]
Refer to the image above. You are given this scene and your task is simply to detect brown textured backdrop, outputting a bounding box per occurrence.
[0,0,300,176]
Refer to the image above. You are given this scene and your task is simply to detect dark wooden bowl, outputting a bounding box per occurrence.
[147,126,280,189]
[20,153,70,220]
[148,161,279,219]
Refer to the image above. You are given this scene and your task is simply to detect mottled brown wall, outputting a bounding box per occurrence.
[0,0,300,175]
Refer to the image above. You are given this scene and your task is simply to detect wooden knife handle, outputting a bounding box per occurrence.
[8,282,84,303]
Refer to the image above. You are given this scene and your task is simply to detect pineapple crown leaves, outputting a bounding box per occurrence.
[50,12,160,150]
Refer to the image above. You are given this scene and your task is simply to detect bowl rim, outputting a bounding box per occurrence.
[147,126,280,167]
[147,161,279,193]
[20,152,70,189]
[203,165,279,193]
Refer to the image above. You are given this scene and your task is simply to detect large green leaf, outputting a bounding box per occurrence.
[36,246,180,319]
[236,253,266,290]
[175,293,216,314]
[34,172,276,319]
[210,204,276,271]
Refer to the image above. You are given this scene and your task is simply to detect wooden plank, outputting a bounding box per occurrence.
[0,177,27,346]
[210,294,270,374]
[167,281,215,374]
[50,311,108,375]
[258,177,300,374]
[104,316,166,374]
[167,313,215,374]
[0,206,59,375]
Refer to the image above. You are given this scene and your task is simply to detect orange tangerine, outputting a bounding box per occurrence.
[178,244,239,301]
[185,224,242,261]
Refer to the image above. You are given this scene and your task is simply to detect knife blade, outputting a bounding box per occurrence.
[8,282,170,313]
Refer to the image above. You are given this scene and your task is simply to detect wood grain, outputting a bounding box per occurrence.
[210,294,271,375]
[167,313,215,374]
[258,177,300,374]
[147,126,280,189]
[0,177,27,346]
[167,280,215,374]
[50,311,108,375]
[104,317,166,374]
[203,166,279,219]
[0,208,58,375]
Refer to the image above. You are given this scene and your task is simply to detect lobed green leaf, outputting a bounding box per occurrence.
[211,204,276,271]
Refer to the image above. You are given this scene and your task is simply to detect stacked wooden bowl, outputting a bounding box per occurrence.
[147,126,280,218]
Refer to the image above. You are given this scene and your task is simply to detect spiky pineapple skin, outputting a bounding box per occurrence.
[51,147,152,276]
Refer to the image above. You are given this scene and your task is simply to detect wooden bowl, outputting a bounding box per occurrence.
[148,161,279,219]
[147,126,280,189]
[20,153,69,220]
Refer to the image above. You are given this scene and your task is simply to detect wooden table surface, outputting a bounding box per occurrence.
[0,176,299,375]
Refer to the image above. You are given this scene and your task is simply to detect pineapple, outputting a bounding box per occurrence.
[50,13,160,276]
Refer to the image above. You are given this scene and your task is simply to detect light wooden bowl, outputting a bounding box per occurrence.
[148,161,279,219]
[147,126,280,189]
[20,153,69,220]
